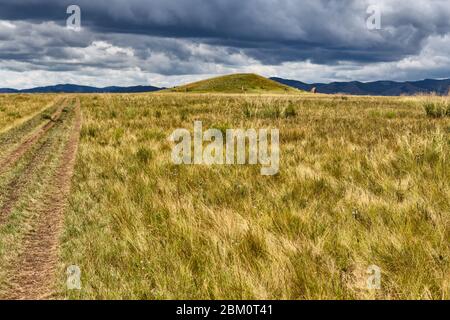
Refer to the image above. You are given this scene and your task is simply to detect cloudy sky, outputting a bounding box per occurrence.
[1,0,450,89]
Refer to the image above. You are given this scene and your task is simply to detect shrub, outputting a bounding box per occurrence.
[136,147,153,164]
[424,101,450,118]
[283,104,297,118]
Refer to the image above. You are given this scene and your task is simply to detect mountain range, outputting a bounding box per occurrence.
[0,84,162,94]
[1,77,450,95]
[270,77,450,96]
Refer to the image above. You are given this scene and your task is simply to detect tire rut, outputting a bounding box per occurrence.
[1,98,82,300]
[0,103,72,225]
[0,98,68,175]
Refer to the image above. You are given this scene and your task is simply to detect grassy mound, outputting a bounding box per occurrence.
[167,73,301,93]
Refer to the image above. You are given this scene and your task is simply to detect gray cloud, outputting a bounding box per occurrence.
[0,0,449,88]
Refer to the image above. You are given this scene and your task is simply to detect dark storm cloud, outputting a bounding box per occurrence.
[0,0,450,87]
[1,0,450,65]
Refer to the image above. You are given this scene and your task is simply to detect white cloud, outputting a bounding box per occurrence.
[0,20,16,29]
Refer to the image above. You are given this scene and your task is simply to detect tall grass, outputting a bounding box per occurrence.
[60,93,449,300]
[424,100,450,118]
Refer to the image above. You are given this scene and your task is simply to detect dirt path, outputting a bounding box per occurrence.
[0,98,67,175]
[2,98,82,300]
[0,136,55,225]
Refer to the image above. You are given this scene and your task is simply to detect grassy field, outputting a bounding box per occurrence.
[57,93,449,300]
[0,94,58,134]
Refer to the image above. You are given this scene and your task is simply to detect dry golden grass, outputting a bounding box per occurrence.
[0,94,58,133]
[58,93,449,300]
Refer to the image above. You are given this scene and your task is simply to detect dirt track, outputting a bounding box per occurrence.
[0,135,55,225]
[0,98,82,300]
[0,98,67,175]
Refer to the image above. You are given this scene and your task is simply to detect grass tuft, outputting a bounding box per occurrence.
[424,101,450,118]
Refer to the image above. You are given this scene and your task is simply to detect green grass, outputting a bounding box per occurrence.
[59,93,449,300]
[166,73,301,94]
[424,100,450,118]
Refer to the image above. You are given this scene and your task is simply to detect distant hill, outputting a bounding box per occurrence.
[270,77,450,96]
[6,76,449,96]
[0,88,19,93]
[167,73,300,93]
[0,84,162,94]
